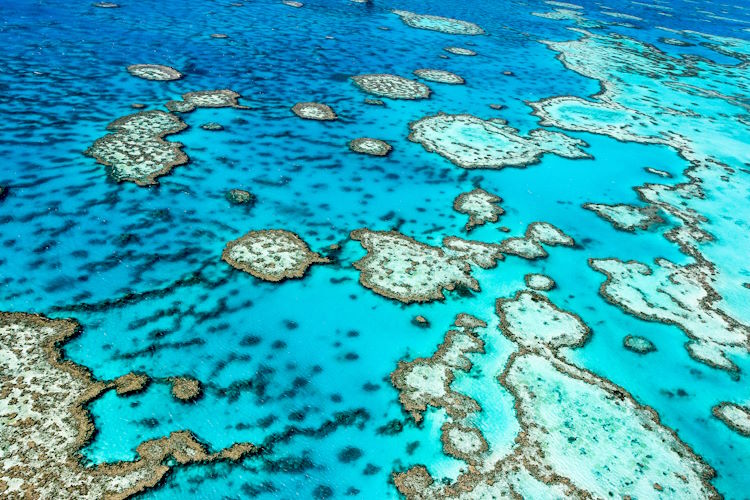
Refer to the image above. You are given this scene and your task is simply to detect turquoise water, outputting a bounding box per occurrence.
[1,0,749,498]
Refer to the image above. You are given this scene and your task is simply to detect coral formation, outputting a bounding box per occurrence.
[452,187,503,232]
[166,90,247,113]
[712,403,750,437]
[392,10,484,35]
[623,334,657,354]
[524,273,555,291]
[413,69,464,84]
[222,229,328,282]
[350,229,478,303]
[393,293,718,499]
[498,221,575,259]
[348,138,392,156]
[583,202,663,232]
[226,189,254,205]
[126,64,182,81]
[591,257,748,371]
[444,47,476,56]
[391,314,486,422]
[85,110,188,186]
[409,113,590,170]
[170,376,202,402]
[291,102,337,121]
[351,74,431,100]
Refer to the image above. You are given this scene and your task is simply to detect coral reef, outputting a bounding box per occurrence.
[226,189,254,205]
[623,334,657,354]
[126,64,182,81]
[392,10,484,35]
[444,47,476,56]
[712,403,750,437]
[408,113,590,169]
[413,69,464,84]
[524,273,555,291]
[348,138,392,156]
[498,221,575,259]
[291,102,337,121]
[85,110,188,186]
[170,376,202,402]
[351,74,431,100]
[393,293,718,499]
[166,90,247,113]
[591,257,748,371]
[222,229,328,282]
[452,187,503,232]
[350,229,478,303]
[583,202,663,232]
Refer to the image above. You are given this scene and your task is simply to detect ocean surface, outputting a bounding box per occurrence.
[1,0,749,498]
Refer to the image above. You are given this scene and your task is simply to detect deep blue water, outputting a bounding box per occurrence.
[1,0,749,498]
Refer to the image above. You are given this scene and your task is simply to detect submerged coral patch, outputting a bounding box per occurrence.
[126,64,182,81]
[391,10,484,35]
[350,229,479,303]
[226,188,254,205]
[291,102,337,121]
[351,74,431,100]
[166,90,247,113]
[348,137,392,156]
[413,69,464,84]
[452,187,504,232]
[712,403,750,437]
[222,229,328,282]
[0,312,257,498]
[85,110,188,186]
[408,113,590,170]
[584,202,663,232]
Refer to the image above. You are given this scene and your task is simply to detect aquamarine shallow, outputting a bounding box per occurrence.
[0,0,749,498]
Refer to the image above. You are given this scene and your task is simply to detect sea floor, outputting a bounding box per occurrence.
[0,0,749,498]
